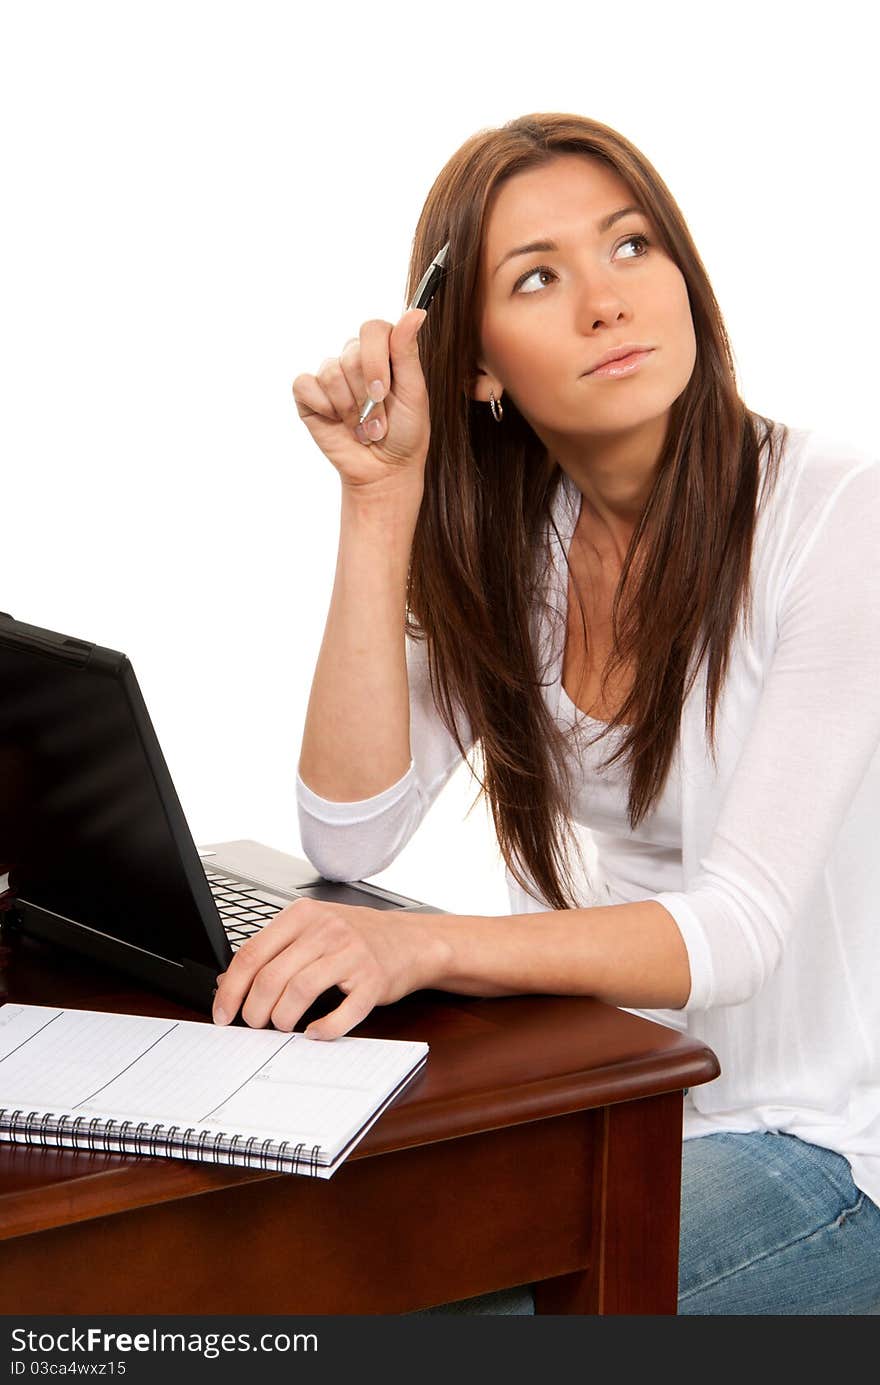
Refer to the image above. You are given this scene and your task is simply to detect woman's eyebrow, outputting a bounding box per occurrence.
[492,204,645,277]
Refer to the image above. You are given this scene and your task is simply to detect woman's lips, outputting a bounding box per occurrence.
[587,349,654,378]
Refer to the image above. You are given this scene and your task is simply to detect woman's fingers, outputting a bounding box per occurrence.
[291,371,342,423]
[267,954,373,1036]
[351,318,395,437]
[293,311,425,445]
[337,337,386,442]
[336,321,396,441]
[213,899,378,1033]
[212,901,315,1024]
[314,354,359,425]
[238,942,334,1031]
[291,308,430,487]
[304,988,377,1041]
[294,337,389,447]
[357,319,393,405]
[211,900,436,1040]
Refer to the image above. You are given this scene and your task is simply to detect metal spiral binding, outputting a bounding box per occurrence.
[0,1107,323,1173]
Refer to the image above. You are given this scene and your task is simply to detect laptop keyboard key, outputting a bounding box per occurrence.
[247,888,293,908]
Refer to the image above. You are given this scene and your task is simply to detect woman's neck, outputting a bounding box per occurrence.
[543,412,668,561]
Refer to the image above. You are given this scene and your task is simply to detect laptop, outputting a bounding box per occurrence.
[0,612,440,1016]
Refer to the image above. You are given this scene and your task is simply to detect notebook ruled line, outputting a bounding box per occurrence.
[198,1031,299,1123]
[72,1022,181,1109]
[0,1009,63,1065]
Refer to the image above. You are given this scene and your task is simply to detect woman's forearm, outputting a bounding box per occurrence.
[423,899,692,1009]
[214,895,692,1041]
[298,480,423,802]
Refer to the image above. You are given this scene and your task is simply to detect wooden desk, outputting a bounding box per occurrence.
[0,929,719,1315]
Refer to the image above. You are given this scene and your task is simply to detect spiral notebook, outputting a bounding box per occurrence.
[0,1004,428,1179]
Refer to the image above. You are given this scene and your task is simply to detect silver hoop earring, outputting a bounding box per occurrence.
[489,391,504,423]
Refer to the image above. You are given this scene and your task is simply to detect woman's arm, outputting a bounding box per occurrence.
[292,309,430,803]
[428,899,691,1007]
[210,896,689,1035]
[296,629,473,882]
[298,483,422,801]
[292,323,475,882]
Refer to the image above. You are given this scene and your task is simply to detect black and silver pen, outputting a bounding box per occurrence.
[358,241,450,426]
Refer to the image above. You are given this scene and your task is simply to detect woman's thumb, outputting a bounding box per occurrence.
[388,308,428,391]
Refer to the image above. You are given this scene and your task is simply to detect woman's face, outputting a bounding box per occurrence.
[473,154,697,446]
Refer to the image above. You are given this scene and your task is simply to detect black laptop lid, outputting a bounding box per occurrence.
[0,614,230,979]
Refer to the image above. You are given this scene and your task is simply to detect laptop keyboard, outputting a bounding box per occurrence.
[204,867,291,951]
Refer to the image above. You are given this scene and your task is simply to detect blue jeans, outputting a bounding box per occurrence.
[415,1131,880,1315]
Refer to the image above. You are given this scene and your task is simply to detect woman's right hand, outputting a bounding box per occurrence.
[292,308,430,493]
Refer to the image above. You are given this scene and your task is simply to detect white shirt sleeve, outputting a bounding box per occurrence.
[295,635,473,882]
[653,459,880,1009]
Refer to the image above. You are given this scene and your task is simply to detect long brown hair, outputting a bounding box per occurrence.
[404,112,787,911]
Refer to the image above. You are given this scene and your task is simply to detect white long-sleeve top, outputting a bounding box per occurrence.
[296,423,880,1206]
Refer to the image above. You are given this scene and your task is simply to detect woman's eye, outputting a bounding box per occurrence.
[618,233,649,258]
[516,266,556,295]
[513,234,650,295]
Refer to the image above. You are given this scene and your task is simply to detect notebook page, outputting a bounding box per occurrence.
[0,1004,428,1158]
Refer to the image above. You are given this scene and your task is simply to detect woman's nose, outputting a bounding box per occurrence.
[572,274,629,335]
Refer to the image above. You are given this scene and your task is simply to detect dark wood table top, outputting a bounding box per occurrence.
[0,924,720,1244]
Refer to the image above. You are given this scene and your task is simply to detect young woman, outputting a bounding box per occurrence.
[212,114,880,1314]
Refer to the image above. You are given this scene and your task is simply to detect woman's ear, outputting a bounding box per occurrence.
[468,363,503,405]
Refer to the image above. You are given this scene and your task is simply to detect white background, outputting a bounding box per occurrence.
[2,1,877,915]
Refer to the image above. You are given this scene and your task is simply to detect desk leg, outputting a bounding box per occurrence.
[534,1090,682,1315]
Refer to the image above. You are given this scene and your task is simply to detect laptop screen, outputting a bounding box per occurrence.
[0,628,225,968]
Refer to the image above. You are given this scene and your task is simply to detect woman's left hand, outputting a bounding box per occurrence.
[211,898,450,1040]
